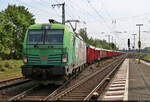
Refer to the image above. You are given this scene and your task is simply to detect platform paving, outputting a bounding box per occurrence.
[128,59,150,101]
[100,59,129,101]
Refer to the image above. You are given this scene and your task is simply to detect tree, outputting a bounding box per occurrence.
[0,5,35,59]
[78,28,118,50]
[0,12,13,55]
[78,28,89,43]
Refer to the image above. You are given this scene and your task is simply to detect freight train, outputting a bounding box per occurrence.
[21,22,124,85]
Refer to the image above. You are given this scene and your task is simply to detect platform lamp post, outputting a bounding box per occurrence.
[132,34,136,51]
[136,24,143,64]
[132,34,136,61]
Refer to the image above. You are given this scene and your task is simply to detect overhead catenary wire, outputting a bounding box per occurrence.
[10,0,149,49]
[85,0,113,32]
[17,0,53,16]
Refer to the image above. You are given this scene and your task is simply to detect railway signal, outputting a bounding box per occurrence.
[111,43,115,49]
[138,40,141,48]
[128,38,130,50]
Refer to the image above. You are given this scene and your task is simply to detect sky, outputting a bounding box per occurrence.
[1,0,150,50]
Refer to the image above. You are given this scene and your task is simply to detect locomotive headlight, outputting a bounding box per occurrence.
[24,56,28,63]
[62,54,67,63]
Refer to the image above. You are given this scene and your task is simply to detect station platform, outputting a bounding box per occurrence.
[100,58,150,101]
[129,59,150,100]
[100,59,129,101]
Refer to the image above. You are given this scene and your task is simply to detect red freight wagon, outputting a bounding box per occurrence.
[114,51,117,56]
[112,51,115,56]
[100,49,107,58]
[106,50,113,57]
[106,50,109,57]
[97,49,100,60]
[110,51,113,57]
[86,45,95,64]
[95,48,100,61]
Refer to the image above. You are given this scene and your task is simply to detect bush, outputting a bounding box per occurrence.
[4,62,9,68]
[0,63,2,68]
[8,63,14,69]
[0,67,6,72]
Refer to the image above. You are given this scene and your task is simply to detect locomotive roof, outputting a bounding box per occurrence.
[28,23,86,43]
[28,23,69,30]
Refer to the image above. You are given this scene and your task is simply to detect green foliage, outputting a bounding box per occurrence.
[142,47,150,53]
[79,28,118,50]
[0,5,35,59]
[0,59,23,80]
[143,53,150,61]
[79,28,89,43]
[0,13,13,54]
[0,59,23,71]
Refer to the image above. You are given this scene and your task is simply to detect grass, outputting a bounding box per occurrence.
[0,59,23,81]
[143,53,150,61]
[97,59,113,68]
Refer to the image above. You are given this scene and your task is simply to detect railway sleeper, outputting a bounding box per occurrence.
[22,96,45,98]
[73,88,92,91]
[21,96,46,101]
[71,91,90,93]
[67,94,86,97]
[61,97,83,100]
[68,93,89,97]
[60,98,83,101]
[63,96,85,98]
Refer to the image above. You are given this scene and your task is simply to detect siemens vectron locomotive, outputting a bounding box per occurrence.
[22,22,124,84]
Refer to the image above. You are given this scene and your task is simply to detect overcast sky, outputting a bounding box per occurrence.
[1,0,150,49]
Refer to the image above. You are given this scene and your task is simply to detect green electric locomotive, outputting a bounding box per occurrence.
[22,23,86,84]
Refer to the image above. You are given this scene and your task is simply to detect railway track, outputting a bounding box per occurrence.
[0,78,35,101]
[43,55,126,101]
[8,69,80,101]
[0,77,24,84]
[0,78,30,91]
[8,55,126,101]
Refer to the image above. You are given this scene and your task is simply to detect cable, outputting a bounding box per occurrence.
[85,0,112,31]
[17,0,52,17]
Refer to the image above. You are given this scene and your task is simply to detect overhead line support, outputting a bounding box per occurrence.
[52,2,65,24]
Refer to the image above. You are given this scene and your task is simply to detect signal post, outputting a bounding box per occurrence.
[136,24,143,64]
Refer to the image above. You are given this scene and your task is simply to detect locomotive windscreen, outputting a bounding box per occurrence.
[45,29,63,45]
[27,29,64,45]
[27,30,44,44]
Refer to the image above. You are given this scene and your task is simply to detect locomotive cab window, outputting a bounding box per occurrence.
[27,30,44,44]
[27,29,64,45]
[45,29,64,45]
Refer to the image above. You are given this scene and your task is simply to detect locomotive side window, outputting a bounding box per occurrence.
[27,30,44,44]
[45,29,64,45]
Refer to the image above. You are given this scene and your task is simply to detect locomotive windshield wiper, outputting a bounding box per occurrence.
[34,41,39,48]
